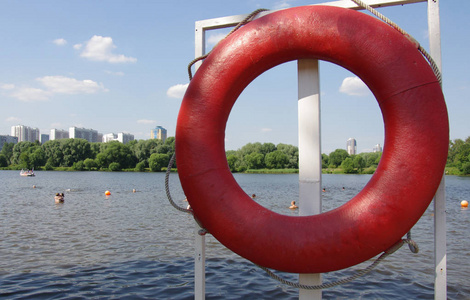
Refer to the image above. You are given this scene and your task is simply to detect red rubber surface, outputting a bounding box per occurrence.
[176,6,448,273]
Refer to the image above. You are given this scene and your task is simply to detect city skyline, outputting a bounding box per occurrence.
[6,124,383,155]
[0,1,468,154]
[5,124,167,144]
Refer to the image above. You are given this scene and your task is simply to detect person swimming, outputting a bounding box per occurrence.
[289,201,298,209]
[54,193,64,203]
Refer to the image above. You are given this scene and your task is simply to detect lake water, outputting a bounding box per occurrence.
[0,171,468,299]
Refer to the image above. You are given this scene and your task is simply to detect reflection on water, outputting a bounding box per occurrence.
[0,171,468,299]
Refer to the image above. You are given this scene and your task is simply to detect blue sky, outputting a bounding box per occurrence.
[0,1,468,154]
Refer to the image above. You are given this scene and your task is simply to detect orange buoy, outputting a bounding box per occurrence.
[461,200,469,208]
[105,190,111,196]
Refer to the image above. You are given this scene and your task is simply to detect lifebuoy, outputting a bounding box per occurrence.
[176,6,448,273]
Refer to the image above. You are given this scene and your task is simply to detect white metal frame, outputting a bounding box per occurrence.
[191,1,445,299]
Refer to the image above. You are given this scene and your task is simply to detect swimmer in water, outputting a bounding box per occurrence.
[289,201,298,209]
[54,193,64,203]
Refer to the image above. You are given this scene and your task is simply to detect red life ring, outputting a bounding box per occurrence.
[176,5,448,273]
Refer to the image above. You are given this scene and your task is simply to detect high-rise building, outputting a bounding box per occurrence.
[10,125,40,142]
[373,144,383,153]
[102,133,117,143]
[151,126,167,142]
[346,138,357,155]
[118,132,134,144]
[50,129,69,140]
[103,132,134,144]
[40,134,49,144]
[0,135,18,151]
[69,127,100,143]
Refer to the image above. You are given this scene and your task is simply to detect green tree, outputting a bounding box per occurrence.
[238,142,263,157]
[11,141,36,165]
[84,158,96,170]
[108,162,121,171]
[18,152,31,169]
[98,141,136,169]
[130,139,161,163]
[328,149,349,168]
[29,147,46,169]
[164,137,176,156]
[265,150,289,169]
[90,142,101,159]
[135,161,146,172]
[353,155,365,173]
[361,152,381,168]
[60,139,92,167]
[226,154,239,172]
[260,142,276,155]
[42,140,62,167]
[244,152,265,169]
[341,157,355,173]
[321,153,329,168]
[149,153,170,172]
[277,143,298,169]
[94,153,107,169]
[73,160,85,171]
[461,162,470,175]
[0,142,14,164]
[42,138,92,167]
[44,161,54,170]
[0,154,8,167]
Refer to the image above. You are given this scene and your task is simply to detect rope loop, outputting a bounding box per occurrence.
[259,235,419,290]
[165,152,192,214]
[168,8,269,214]
[187,8,269,80]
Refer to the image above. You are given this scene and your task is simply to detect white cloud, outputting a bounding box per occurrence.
[105,70,125,76]
[261,128,273,132]
[73,43,82,50]
[10,87,51,102]
[80,35,137,63]
[5,116,21,123]
[207,33,227,46]
[53,38,67,46]
[167,83,189,99]
[273,0,293,10]
[339,76,370,96]
[137,119,156,124]
[1,83,15,90]
[6,76,107,102]
[36,75,108,94]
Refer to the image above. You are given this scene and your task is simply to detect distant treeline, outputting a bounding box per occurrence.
[226,142,381,174]
[0,137,469,175]
[0,138,175,172]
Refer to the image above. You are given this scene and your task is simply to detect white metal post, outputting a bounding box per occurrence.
[194,22,206,300]
[298,59,322,300]
[427,1,447,299]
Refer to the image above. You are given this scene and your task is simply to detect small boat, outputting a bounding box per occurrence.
[20,169,35,177]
